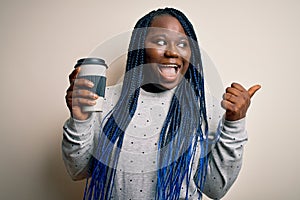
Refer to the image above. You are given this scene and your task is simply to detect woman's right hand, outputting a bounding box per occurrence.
[65,67,99,120]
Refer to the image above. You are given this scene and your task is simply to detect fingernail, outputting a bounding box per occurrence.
[90,93,98,99]
[87,81,94,87]
[89,100,96,105]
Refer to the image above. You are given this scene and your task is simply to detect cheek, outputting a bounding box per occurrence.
[179,49,191,62]
[181,63,189,75]
[145,48,164,63]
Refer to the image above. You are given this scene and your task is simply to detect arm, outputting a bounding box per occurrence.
[63,67,103,180]
[202,117,247,199]
[201,82,260,199]
[63,65,122,180]
[62,113,101,180]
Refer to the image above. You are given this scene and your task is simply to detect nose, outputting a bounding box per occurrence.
[164,44,179,58]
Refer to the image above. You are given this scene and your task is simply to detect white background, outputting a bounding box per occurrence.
[0,0,299,199]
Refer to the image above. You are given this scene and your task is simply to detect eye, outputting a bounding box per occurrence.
[154,39,167,46]
[177,40,188,48]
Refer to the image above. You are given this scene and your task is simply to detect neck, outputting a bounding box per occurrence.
[141,83,172,93]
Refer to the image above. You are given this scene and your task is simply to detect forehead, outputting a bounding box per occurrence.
[149,15,186,36]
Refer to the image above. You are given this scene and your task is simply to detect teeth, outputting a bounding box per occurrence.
[159,64,178,75]
[160,64,178,68]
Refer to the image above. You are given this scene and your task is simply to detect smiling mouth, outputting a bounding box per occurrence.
[158,64,181,77]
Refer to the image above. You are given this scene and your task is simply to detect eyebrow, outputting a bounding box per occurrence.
[178,36,188,40]
[147,33,166,38]
[147,32,188,41]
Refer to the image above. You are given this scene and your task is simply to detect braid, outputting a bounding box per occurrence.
[84,7,210,200]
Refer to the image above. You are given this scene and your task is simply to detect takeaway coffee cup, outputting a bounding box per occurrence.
[74,58,108,112]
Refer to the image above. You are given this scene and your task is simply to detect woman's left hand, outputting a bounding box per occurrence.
[221,83,261,121]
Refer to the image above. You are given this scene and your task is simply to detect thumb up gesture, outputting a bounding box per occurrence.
[221,83,261,121]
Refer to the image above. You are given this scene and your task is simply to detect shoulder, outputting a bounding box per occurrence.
[106,83,123,96]
[101,83,123,114]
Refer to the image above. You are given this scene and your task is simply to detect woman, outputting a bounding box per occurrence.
[63,8,260,199]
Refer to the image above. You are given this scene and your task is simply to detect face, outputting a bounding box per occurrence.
[143,15,191,90]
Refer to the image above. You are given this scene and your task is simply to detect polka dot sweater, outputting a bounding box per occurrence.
[62,83,247,199]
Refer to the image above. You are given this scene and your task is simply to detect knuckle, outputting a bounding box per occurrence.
[66,92,72,100]
[72,98,79,105]
[221,100,228,108]
[66,85,73,92]
[222,93,226,100]
[69,75,76,84]
[73,78,79,86]
[75,89,80,95]
[232,106,239,113]
[228,93,232,99]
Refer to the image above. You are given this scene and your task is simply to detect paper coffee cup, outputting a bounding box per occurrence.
[75,58,107,112]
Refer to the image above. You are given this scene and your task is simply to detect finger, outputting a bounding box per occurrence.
[225,87,242,97]
[221,99,235,111]
[65,90,98,106]
[66,78,94,94]
[72,97,97,106]
[65,90,98,109]
[65,93,72,108]
[69,67,80,84]
[74,78,94,88]
[248,84,261,98]
[231,82,247,92]
[223,93,239,104]
[71,89,98,99]
[66,82,74,93]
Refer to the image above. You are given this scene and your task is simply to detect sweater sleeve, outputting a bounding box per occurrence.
[202,117,247,199]
[62,112,101,181]
[62,84,121,181]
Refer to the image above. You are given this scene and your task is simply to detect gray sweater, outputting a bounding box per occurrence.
[62,83,247,199]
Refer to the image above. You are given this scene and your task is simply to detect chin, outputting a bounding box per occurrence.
[158,81,179,90]
[156,76,184,90]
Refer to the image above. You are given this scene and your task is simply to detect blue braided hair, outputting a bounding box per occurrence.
[83,7,210,200]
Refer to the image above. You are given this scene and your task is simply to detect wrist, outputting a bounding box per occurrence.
[225,112,246,121]
[71,112,91,121]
